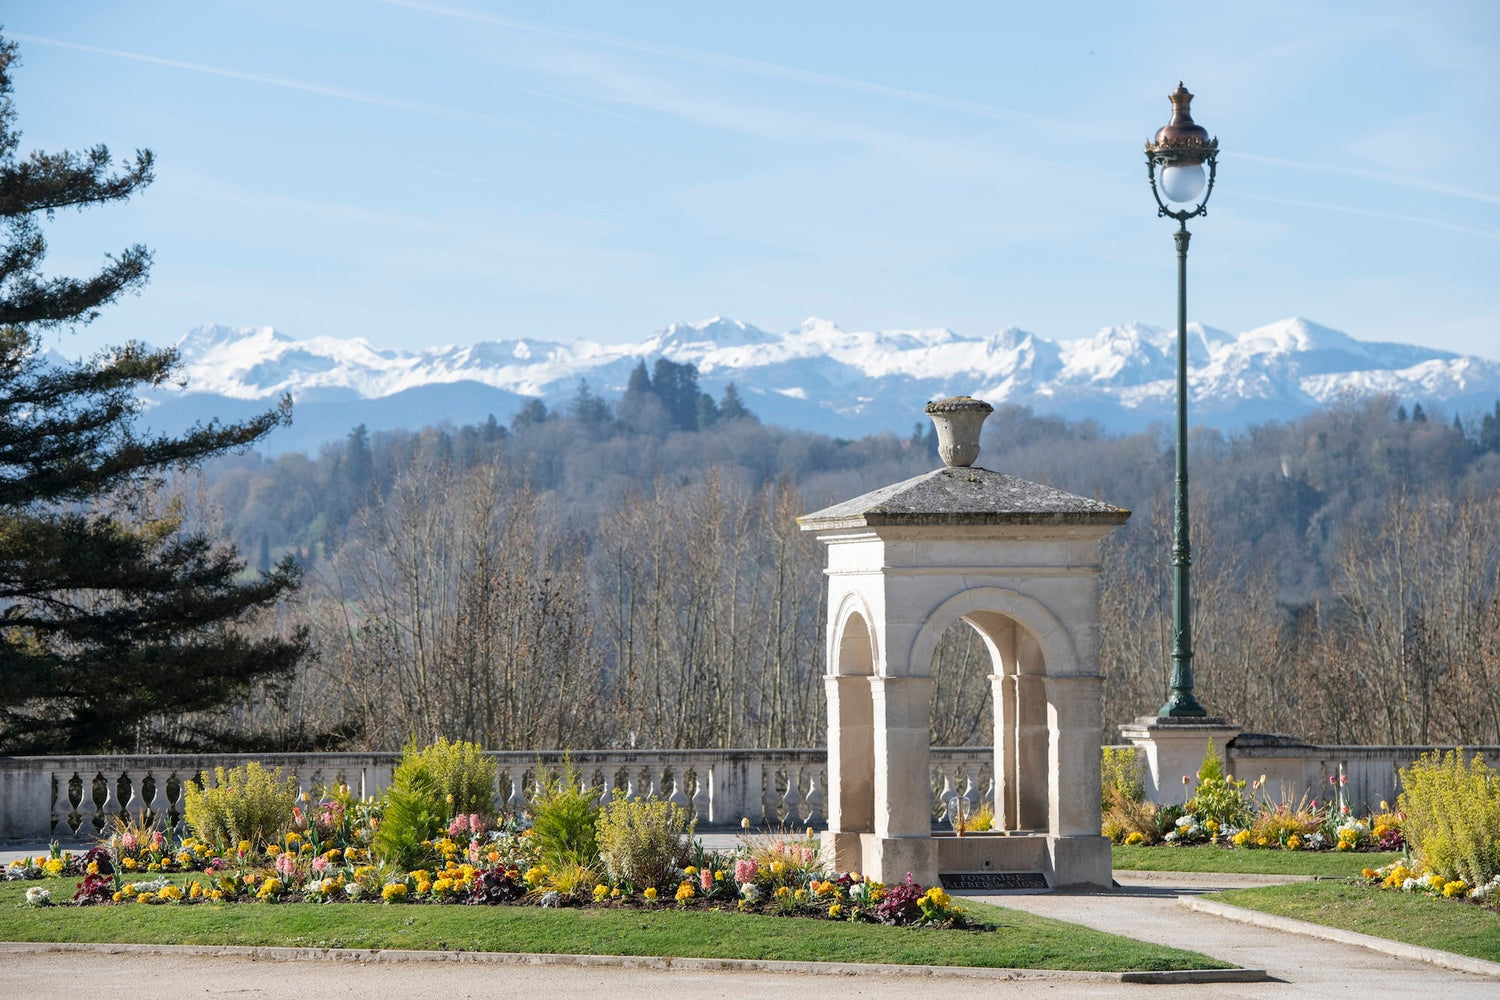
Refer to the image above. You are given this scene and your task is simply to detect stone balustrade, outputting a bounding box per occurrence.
[0,748,997,843]
[3,739,1483,843]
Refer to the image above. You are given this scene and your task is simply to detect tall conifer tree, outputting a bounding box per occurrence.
[0,36,305,752]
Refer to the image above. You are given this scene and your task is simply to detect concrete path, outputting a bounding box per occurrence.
[4,848,1497,998]
[969,871,1500,997]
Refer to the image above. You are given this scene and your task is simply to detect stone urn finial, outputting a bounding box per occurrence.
[924,396,993,468]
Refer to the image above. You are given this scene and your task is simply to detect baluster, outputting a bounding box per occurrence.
[646,767,662,800]
[68,773,87,837]
[803,770,824,830]
[505,768,528,814]
[762,767,782,824]
[597,770,615,809]
[666,772,689,812]
[149,772,171,830]
[782,765,802,824]
[102,771,124,834]
[689,766,710,824]
[935,770,955,824]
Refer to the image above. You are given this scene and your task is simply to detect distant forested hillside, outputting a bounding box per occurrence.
[179,370,1500,753]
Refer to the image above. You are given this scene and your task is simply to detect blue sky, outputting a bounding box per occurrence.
[7,1,1499,359]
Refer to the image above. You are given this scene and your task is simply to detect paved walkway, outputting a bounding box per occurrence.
[4,847,1498,998]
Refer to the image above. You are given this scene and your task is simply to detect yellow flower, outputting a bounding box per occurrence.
[1443,880,1468,898]
[159,885,184,903]
[257,877,284,898]
[1232,830,1251,847]
[382,883,408,903]
[1286,835,1302,851]
[774,886,791,899]
[433,878,455,895]
[209,889,224,901]
[416,880,433,894]
[237,840,251,855]
[675,882,695,903]
[87,861,100,875]
[644,887,658,902]
[286,832,302,844]
[828,903,843,918]
[266,845,281,857]
[593,884,609,901]
[122,858,138,870]
[189,882,205,899]
[136,892,155,904]
[43,858,65,876]
[1125,831,1145,846]
[684,866,698,877]
[111,891,125,902]
[923,886,951,908]
[610,887,621,899]
[769,860,786,876]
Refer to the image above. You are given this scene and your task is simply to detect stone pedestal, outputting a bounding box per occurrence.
[1118,716,1241,804]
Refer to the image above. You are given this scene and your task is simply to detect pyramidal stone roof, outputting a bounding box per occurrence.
[798,466,1131,529]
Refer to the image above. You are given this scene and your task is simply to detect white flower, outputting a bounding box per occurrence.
[739,884,762,903]
[345,883,364,899]
[24,887,52,907]
[1163,831,1179,842]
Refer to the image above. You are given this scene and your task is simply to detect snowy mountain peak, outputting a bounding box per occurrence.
[143,316,1500,454]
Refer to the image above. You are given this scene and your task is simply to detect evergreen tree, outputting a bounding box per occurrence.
[0,36,305,753]
[718,382,754,422]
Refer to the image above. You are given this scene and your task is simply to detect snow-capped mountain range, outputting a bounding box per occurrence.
[138,316,1500,454]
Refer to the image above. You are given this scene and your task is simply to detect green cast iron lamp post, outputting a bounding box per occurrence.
[1146,83,1218,718]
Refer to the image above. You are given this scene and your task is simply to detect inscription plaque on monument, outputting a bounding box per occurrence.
[938,871,1049,892]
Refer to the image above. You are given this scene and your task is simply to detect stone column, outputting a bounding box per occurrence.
[1045,675,1111,888]
[1045,676,1104,837]
[825,674,874,872]
[869,676,932,839]
[990,671,1017,830]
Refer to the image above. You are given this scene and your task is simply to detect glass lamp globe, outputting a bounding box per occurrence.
[1158,162,1206,204]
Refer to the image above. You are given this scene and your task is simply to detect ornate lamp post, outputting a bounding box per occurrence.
[1145,83,1218,718]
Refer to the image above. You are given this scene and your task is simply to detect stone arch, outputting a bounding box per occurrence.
[910,588,1078,833]
[907,587,1078,678]
[827,598,876,836]
[832,593,878,676]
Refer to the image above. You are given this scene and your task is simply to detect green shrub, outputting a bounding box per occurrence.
[182,762,297,854]
[530,760,602,869]
[595,791,694,891]
[1187,739,1251,829]
[1101,746,1145,809]
[1399,749,1500,886]
[374,738,497,869]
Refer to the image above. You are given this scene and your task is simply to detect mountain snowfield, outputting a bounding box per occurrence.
[143,316,1500,454]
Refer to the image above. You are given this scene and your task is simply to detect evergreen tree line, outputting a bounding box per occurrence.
[188,386,1500,752]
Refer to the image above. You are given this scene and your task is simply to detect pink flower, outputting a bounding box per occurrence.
[468,813,486,836]
[292,806,307,831]
[733,859,759,884]
[799,847,815,865]
[311,857,329,875]
[275,853,296,877]
[700,868,713,891]
[150,830,164,849]
[120,832,138,852]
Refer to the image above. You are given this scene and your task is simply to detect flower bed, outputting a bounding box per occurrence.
[8,743,972,931]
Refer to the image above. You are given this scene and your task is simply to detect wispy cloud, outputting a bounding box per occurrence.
[10,32,591,143]
[377,0,1085,136]
[1232,151,1500,209]
[1232,190,1500,242]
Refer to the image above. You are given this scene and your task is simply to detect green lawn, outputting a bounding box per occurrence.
[1209,880,1500,963]
[1112,845,1404,877]
[0,878,1228,972]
